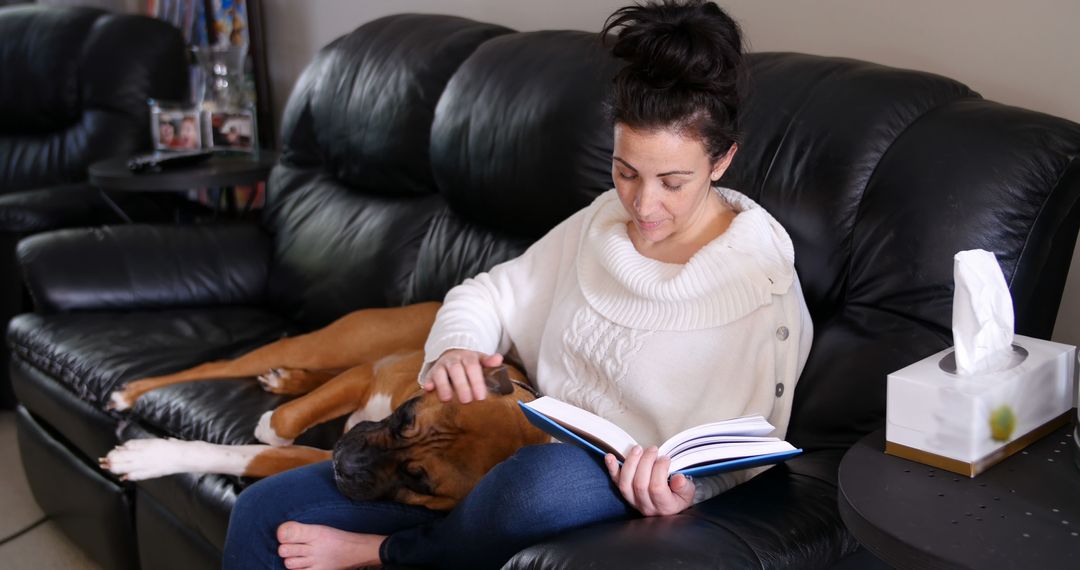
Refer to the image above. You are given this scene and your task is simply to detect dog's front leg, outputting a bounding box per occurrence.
[100,439,331,480]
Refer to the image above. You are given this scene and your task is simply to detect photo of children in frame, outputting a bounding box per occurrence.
[152,106,202,150]
[206,109,255,151]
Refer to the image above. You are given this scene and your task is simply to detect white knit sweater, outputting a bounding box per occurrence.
[421,187,813,503]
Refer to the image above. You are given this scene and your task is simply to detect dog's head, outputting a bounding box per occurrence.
[331,365,549,510]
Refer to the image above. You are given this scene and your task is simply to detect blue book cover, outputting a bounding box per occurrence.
[518,401,802,478]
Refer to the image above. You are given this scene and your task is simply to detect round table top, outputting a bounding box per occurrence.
[838,426,1080,569]
[89,152,277,191]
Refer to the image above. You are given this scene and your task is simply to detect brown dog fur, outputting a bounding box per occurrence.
[100,302,549,510]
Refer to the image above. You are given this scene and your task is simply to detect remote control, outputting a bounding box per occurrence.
[127,150,214,173]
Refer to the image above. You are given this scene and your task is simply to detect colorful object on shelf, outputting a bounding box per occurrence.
[148,0,247,48]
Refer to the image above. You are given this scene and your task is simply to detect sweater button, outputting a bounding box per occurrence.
[776,326,789,341]
[775,383,785,397]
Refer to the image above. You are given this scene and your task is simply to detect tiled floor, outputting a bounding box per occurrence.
[0,411,101,569]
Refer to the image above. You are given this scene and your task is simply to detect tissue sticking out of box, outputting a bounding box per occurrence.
[952,249,1015,375]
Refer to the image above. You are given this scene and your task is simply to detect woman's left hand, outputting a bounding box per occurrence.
[605,445,695,516]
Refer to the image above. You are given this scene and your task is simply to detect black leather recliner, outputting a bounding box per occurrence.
[0,5,188,407]
[9,13,1080,570]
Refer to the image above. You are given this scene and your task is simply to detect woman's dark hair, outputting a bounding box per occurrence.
[601,0,746,160]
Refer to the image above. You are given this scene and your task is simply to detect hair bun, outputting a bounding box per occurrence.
[603,1,743,95]
[602,1,746,158]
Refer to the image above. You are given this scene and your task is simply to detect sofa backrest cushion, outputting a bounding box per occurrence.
[429,31,625,241]
[0,6,100,133]
[264,14,512,327]
[404,31,622,303]
[723,53,1080,449]
[405,207,532,304]
[0,5,188,193]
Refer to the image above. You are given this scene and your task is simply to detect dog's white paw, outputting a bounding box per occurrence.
[99,438,188,481]
[108,390,133,412]
[257,368,288,392]
[254,410,294,447]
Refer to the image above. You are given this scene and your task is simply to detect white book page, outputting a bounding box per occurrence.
[665,435,780,459]
[667,440,797,473]
[657,415,775,457]
[524,396,639,459]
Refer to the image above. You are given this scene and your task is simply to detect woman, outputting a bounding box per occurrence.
[223,1,812,568]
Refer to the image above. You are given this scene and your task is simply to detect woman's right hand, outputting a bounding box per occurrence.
[422,349,504,404]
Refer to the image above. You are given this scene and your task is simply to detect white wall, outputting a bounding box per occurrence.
[261,0,1080,345]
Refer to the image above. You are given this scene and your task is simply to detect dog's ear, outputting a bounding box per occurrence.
[482,366,513,395]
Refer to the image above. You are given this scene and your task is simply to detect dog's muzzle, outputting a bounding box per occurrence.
[332,398,433,502]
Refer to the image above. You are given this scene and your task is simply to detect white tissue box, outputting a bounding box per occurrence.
[886,334,1077,476]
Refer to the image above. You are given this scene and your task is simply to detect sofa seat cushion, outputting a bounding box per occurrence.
[128,367,346,449]
[9,308,304,452]
[10,307,348,451]
[9,307,295,408]
[507,450,857,569]
[9,306,348,551]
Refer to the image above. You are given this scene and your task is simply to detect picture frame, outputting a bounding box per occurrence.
[150,0,274,150]
[150,101,202,150]
[204,108,256,151]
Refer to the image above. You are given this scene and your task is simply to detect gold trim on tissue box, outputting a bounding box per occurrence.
[884,410,1072,477]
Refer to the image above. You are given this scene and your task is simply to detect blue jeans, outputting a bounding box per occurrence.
[222,443,636,569]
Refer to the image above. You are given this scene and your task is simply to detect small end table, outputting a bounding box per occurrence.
[89,152,277,221]
[839,425,1080,569]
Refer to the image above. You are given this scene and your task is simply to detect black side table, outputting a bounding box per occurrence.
[89,152,277,221]
[839,426,1080,569]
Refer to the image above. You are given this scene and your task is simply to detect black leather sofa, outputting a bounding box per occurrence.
[0,5,189,408]
[10,13,1080,570]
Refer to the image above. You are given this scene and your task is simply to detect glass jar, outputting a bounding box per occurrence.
[192,45,251,111]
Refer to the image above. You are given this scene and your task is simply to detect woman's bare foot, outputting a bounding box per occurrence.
[276,521,386,569]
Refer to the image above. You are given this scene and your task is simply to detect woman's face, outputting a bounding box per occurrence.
[612,123,735,248]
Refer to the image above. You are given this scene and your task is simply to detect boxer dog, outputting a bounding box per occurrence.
[99,302,550,510]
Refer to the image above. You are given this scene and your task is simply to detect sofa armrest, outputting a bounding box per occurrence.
[505,449,859,569]
[0,184,125,233]
[0,184,205,234]
[17,223,271,313]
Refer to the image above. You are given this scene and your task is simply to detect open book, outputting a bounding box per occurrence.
[518,396,801,478]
